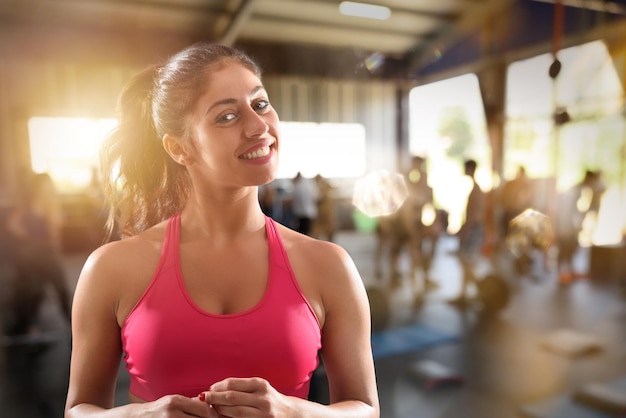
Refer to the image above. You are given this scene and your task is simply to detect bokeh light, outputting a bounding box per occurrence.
[352,169,408,217]
[506,208,555,257]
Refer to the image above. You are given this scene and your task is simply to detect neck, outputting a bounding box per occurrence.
[180,186,266,241]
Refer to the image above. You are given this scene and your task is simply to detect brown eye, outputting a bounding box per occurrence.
[253,99,270,112]
[217,112,237,123]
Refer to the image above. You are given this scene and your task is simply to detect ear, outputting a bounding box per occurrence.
[162,134,191,166]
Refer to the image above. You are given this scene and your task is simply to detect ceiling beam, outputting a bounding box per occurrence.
[218,0,258,46]
[407,0,517,73]
[529,0,626,15]
[408,16,626,87]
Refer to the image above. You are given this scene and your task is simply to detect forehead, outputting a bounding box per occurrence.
[204,60,262,91]
[191,61,264,118]
[193,63,263,113]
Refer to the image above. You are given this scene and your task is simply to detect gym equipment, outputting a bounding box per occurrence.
[475,273,511,315]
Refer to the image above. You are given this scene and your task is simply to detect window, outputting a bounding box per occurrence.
[28,117,366,191]
[409,73,491,232]
[277,122,366,179]
[28,117,116,194]
[506,40,626,245]
[506,40,624,190]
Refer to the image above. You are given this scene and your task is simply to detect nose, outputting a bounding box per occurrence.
[242,107,270,138]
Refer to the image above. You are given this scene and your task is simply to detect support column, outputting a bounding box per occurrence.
[477,61,507,245]
[395,86,410,172]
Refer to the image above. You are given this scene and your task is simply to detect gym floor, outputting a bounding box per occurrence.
[2,230,625,417]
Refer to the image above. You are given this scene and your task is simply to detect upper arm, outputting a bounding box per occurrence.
[300,241,379,409]
[65,245,127,411]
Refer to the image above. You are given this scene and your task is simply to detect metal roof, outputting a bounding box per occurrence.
[1,0,625,79]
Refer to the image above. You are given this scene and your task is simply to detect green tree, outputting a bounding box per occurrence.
[438,106,473,160]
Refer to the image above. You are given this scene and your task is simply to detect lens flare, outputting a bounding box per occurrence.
[364,52,385,74]
[352,170,408,217]
[506,208,555,256]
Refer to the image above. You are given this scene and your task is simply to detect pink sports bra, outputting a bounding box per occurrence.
[121,214,322,401]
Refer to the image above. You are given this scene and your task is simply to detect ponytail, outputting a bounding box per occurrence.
[101,65,189,240]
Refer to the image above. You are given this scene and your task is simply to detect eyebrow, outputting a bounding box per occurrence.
[206,85,266,114]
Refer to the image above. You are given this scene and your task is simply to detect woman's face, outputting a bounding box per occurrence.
[186,60,280,190]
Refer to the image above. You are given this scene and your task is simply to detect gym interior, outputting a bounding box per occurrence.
[1,1,626,417]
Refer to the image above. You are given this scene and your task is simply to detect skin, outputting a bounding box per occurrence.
[65,61,379,417]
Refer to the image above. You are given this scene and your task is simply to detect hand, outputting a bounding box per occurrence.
[200,377,294,418]
[142,394,219,417]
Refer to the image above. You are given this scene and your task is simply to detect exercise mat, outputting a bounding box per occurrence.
[371,323,460,360]
[573,377,626,416]
[519,376,626,418]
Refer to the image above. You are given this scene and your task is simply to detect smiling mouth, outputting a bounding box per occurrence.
[240,145,271,160]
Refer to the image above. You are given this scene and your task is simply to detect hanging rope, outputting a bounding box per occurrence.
[550,0,564,78]
[553,0,564,56]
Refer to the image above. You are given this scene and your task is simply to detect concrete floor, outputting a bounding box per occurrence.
[2,230,625,417]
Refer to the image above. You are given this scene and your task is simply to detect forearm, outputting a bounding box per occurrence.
[67,393,213,417]
[66,403,144,418]
[289,397,379,418]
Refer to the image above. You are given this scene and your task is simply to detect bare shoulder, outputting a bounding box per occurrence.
[274,223,367,326]
[75,223,166,324]
[82,227,163,279]
[275,222,355,273]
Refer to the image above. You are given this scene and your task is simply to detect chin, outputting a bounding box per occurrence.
[259,173,277,185]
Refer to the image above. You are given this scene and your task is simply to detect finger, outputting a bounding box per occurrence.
[210,376,266,393]
[159,395,216,417]
[196,392,221,417]
[207,404,220,418]
[212,403,257,418]
[205,389,258,408]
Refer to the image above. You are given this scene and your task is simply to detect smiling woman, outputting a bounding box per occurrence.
[64,42,379,418]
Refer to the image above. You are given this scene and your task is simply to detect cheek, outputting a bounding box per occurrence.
[183,137,203,165]
[268,112,281,138]
[189,128,223,163]
[270,108,280,124]
[182,140,198,163]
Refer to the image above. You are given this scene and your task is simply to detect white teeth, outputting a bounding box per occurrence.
[242,146,270,159]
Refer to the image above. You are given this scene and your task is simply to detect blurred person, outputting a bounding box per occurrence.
[312,174,336,242]
[501,165,533,238]
[373,159,418,286]
[1,171,72,418]
[407,156,441,291]
[373,157,441,299]
[7,171,63,252]
[273,180,293,227]
[65,43,379,417]
[581,169,607,244]
[501,165,534,273]
[555,170,596,284]
[374,197,415,287]
[290,171,319,236]
[3,171,71,336]
[587,170,606,214]
[449,159,486,305]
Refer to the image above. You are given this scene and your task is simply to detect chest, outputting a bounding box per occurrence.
[121,236,322,400]
[180,240,270,315]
